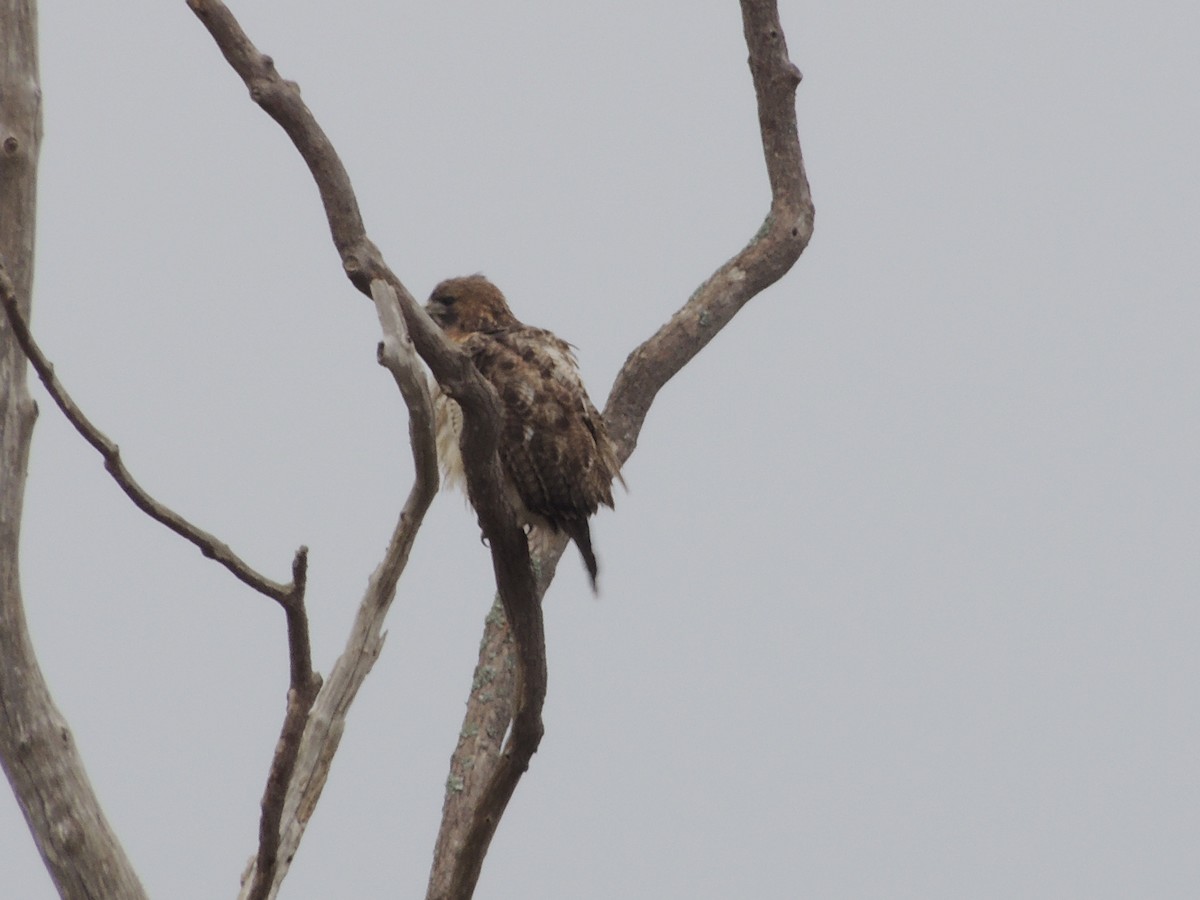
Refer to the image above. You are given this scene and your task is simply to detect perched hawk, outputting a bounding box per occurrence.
[426,275,623,590]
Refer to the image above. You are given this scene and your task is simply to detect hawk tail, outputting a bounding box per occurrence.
[564,519,599,593]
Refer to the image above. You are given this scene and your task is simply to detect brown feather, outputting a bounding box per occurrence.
[426,276,622,591]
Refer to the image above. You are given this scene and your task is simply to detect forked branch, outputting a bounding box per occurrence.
[0,262,324,900]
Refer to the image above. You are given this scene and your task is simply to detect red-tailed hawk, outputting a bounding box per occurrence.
[426,275,623,590]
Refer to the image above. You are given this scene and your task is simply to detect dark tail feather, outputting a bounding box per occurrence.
[564,519,599,593]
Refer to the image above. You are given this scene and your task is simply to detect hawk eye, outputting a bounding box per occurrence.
[437,294,457,306]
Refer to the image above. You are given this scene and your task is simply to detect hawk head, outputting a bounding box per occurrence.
[426,274,519,340]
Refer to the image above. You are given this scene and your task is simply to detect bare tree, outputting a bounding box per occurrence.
[0,1,812,898]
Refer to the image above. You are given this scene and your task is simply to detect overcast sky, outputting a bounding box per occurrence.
[4,1,1198,898]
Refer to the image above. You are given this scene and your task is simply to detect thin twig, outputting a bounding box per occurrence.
[0,264,298,604]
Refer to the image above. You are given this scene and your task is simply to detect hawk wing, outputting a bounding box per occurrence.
[460,325,621,530]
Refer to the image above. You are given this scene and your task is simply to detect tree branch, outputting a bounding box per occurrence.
[182,0,465,390]
[425,529,565,900]
[247,548,318,900]
[0,275,298,602]
[605,0,813,459]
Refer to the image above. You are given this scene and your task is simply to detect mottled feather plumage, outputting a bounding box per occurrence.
[426,275,623,590]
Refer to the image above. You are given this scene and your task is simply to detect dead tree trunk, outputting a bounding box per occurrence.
[0,2,148,897]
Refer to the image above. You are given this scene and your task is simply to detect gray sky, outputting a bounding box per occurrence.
[4,1,1198,897]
